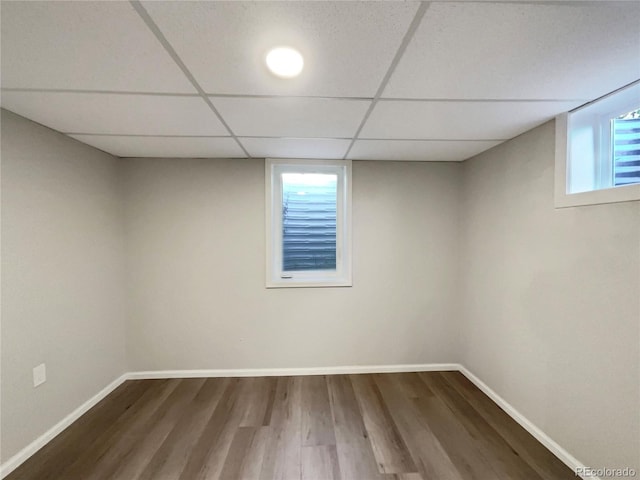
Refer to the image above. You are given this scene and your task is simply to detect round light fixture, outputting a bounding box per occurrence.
[265,47,304,78]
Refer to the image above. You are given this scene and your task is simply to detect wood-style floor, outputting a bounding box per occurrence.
[7,372,576,480]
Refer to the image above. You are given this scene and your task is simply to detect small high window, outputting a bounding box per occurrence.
[556,81,640,207]
[266,159,352,288]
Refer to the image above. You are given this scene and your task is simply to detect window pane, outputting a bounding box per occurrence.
[612,108,640,187]
[281,173,337,272]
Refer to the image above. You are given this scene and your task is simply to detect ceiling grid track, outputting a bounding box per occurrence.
[129,0,252,158]
[342,1,431,160]
[63,133,508,142]
[64,133,232,138]
[0,87,589,105]
[0,88,201,97]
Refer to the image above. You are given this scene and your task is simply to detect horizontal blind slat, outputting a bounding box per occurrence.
[613,118,640,186]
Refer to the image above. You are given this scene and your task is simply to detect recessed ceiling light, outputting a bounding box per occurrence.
[265,47,304,79]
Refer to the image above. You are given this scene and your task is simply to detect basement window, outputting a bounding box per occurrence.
[266,159,352,288]
[555,81,640,207]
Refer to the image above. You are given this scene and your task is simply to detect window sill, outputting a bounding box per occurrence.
[266,280,353,289]
[554,183,640,208]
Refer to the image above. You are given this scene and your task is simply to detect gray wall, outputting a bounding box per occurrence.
[123,158,461,371]
[460,120,640,474]
[1,110,127,461]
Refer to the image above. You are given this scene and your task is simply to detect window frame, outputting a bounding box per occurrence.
[555,81,640,208]
[265,158,352,288]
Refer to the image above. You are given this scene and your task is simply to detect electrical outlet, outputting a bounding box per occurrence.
[33,363,46,387]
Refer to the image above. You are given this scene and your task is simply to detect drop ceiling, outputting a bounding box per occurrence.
[1,1,639,162]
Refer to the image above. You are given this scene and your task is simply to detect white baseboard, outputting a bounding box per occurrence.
[127,363,460,380]
[1,364,592,480]
[458,365,594,480]
[0,373,129,479]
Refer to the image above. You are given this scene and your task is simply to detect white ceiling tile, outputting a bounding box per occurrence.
[1,92,228,136]
[212,97,370,138]
[241,138,350,160]
[360,100,583,140]
[0,1,194,93]
[348,140,502,162]
[68,135,245,158]
[385,2,640,100]
[141,1,419,97]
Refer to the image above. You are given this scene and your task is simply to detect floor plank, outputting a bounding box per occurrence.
[350,374,417,474]
[238,377,278,428]
[374,373,464,480]
[259,376,303,480]
[420,371,547,480]
[137,378,230,480]
[301,375,336,447]
[398,373,499,480]
[180,377,263,480]
[220,426,270,480]
[327,374,388,480]
[6,372,578,480]
[97,378,206,480]
[440,371,576,479]
[301,445,342,480]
